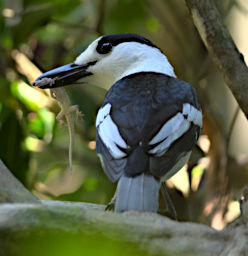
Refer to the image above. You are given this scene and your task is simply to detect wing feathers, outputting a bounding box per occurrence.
[96,103,111,127]
[96,133,126,182]
[97,104,129,159]
[96,74,202,182]
[183,103,202,127]
[149,104,201,157]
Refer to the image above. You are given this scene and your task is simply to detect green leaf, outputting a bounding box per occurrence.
[82,177,98,192]
[38,107,55,137]
[28,112,46,138]
[192,165,204,178]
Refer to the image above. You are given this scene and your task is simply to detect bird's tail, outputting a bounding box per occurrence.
[115,173,160,213]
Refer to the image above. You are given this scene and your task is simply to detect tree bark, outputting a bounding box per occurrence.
[0,160,248,255]
[185,0,248,118]
[0,160,39,203]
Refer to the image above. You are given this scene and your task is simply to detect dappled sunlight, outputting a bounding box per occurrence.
[224,200,240,224]
[210,199,240,230]
[211,210,225,230]
[11,80,52,110]
[24,136,45,152]
[88,140,96,150]
[11,49,42,83]
[2,8,15,18]
[198,135,210,153]
[166,166,190,197]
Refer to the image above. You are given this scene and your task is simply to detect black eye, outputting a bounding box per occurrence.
[97,42,112,54]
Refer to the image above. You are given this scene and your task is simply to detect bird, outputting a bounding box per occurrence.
[33,33,202,214]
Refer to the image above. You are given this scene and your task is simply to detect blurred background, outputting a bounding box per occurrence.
[1,0,248,231]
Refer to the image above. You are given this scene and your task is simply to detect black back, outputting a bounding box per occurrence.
[96,72,200,181]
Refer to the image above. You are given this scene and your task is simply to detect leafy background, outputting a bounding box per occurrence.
[1,0,248,243]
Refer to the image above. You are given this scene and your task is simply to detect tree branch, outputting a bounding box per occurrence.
[185,0,248,118]
[0,160,39,203]
[0,159,248,255]
[0,200,246,256]
[226,106,240,152]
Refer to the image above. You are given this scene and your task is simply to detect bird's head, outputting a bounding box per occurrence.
[33,33,175,89]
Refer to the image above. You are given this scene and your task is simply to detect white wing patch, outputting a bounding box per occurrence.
[96,103,128,159]
[183,103,202,127]
[149,104,202,157]
[96,103,111,127]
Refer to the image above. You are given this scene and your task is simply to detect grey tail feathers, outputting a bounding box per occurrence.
[115,173,160,213]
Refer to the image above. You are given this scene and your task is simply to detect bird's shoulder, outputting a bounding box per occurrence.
[103,72,199,109]
[101,72,200,131]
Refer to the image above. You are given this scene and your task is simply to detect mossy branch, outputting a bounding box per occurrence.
[0,160,248,255]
